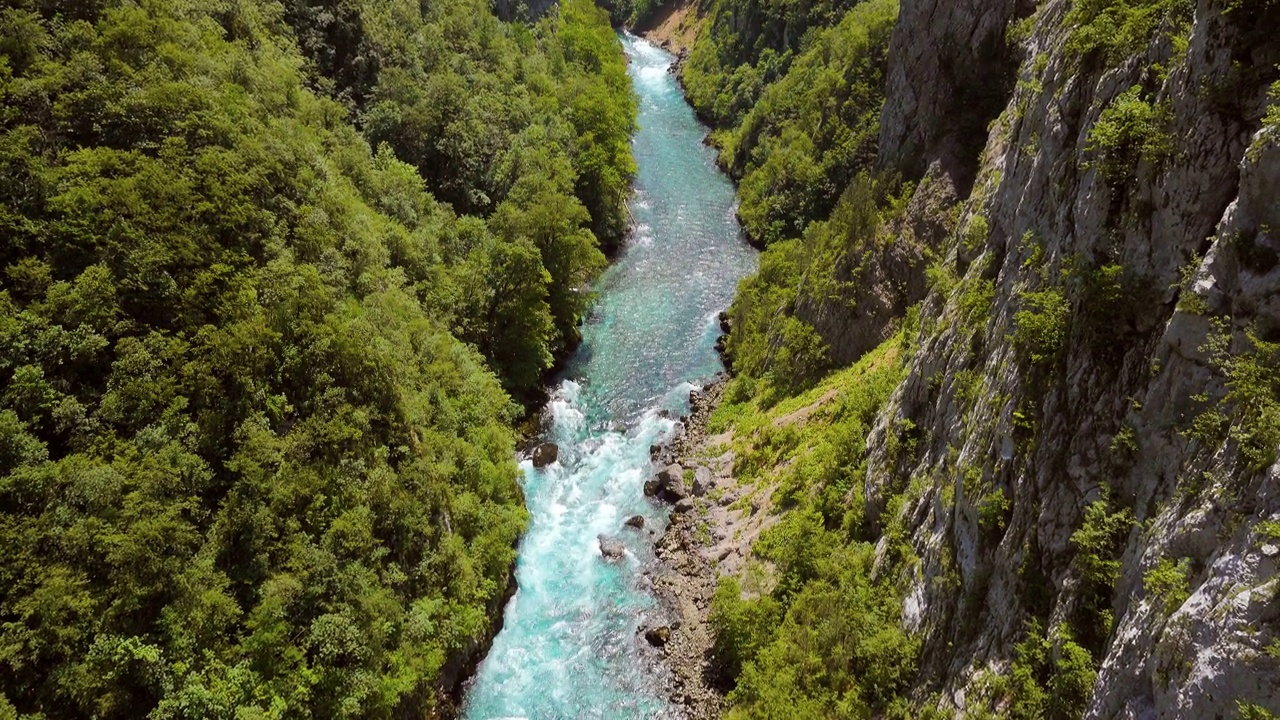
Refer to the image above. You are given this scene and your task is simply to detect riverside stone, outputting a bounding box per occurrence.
[531,443,559,468]
[598,535,625,561]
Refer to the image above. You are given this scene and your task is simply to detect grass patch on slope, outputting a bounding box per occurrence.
[707,331,919,719]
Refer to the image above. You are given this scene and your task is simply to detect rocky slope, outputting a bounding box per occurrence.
[861,0,1280,715]
[657,0,1280,715]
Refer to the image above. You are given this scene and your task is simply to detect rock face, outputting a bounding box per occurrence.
[877,0,1028,195]
[530,442,559,468]
[672,0,1280,716]
[795,162,961,366]
[814,0,1280,715]
[692,467,713,497]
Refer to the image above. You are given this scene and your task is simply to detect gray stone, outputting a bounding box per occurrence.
[624,515,646,529]
[692,466,713,496]
[598,535,625,561]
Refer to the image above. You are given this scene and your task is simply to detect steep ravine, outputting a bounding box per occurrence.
[652,0,1280,716]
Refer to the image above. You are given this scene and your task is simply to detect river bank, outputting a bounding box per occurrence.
[645,379,727,719]
[643,369,784,718]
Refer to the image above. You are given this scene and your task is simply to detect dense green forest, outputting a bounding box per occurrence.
[0,0,633,716]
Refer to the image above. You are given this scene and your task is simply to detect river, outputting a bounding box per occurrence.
[460,33,756,719]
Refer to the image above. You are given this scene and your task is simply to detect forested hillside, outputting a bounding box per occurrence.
[650,0,1280,716]
[0,0,633,717]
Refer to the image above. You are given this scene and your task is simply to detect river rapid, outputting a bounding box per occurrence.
[460,33,756,719]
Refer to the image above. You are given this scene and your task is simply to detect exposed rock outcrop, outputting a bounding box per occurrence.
[842,0,1280,714]
[645,463,691,503]
[599,535,626,561]
[877,0,1031,194]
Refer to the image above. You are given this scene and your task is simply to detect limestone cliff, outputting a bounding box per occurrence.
[857,0,1280,714]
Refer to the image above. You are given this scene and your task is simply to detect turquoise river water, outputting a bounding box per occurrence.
[460,33,757,719]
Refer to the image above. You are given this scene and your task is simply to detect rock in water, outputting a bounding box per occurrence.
[531,442,559,468]
[644,478,661,497]
[643,625,671,647]
[624,515,646,529]
[598,535,626,561]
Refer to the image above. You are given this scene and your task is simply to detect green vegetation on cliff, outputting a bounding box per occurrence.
[0,0,633,716]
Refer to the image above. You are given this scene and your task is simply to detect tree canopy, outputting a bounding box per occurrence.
[0,0,634,716]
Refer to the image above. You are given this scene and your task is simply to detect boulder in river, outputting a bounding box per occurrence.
[624,515,646,529]
[643,625,671,647]
[598,535,626,561]
[643,478,661,497]
[531,442,559,468]
[714,335,728,356]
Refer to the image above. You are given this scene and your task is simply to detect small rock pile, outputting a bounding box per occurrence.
[634,377,733,719]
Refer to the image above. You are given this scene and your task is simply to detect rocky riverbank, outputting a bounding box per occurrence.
[639,372,782,719]
[642,378,727,719]
[632,0,698,57]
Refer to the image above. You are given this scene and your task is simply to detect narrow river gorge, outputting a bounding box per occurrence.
[460,33,756,719]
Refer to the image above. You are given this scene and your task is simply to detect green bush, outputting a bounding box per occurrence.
[1222,330,1280,471]
[1265,81,1280,130]
[995,622,1098,720]
[1144,557,1192,614]
[709,577,785,681]
[1013,288,1071,366]
[1238,703,1280,720]
[724,0,899,245]
[1086,87,1172,187]
[682,0,864,128]
[1066,0,1192,62]
[726,545,919,720]
[1070,494,1136,647]
[705,334,915,717]
[963,215,991,255]
[0,0,633,715]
